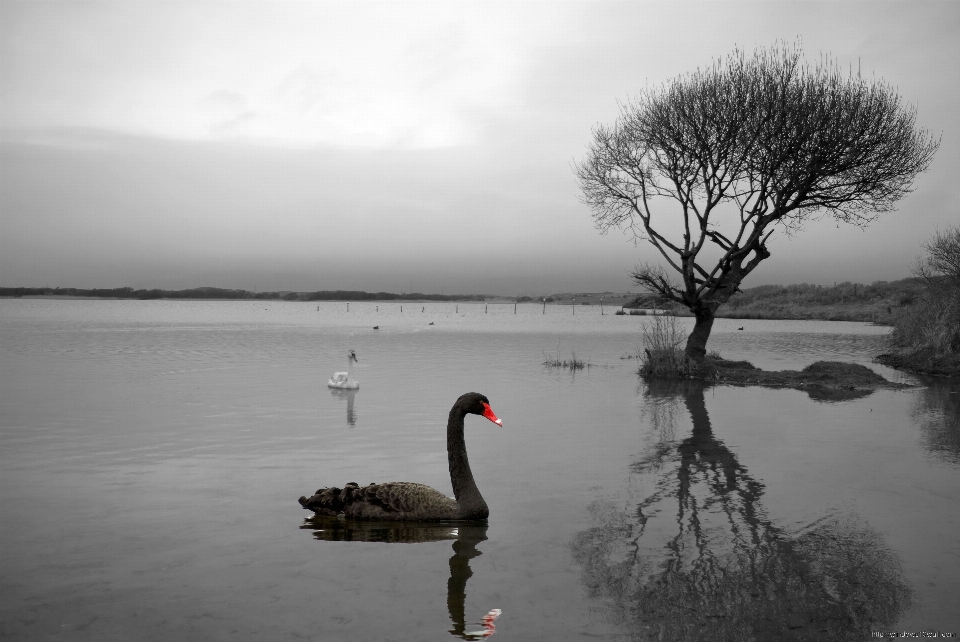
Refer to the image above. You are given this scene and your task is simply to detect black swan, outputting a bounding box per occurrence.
[298,392,502,521]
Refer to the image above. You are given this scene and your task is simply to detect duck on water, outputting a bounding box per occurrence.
[298,392,502,521]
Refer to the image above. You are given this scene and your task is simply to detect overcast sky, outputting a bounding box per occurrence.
[2,1,958,295]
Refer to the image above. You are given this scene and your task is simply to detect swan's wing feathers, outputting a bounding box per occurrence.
[352,482,423,514]
[371,483,458,518]
[299,481,458,520]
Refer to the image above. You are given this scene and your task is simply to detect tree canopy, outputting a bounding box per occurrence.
[576,43,939,360]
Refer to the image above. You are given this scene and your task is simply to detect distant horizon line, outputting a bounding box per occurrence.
[0,278,920,303]
[0,285,634,302]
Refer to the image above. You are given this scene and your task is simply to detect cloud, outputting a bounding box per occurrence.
[2,1,958,293]
[1,1,533,149]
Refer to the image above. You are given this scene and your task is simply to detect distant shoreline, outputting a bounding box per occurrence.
[1,279,924,325]
[8,294,522,303]
[0,286,635,305]
[0,286,494,303]
[13,295,119,300]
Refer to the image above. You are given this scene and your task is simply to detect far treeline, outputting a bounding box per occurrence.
[0,286,489,302]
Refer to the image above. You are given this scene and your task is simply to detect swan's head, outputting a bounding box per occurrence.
[348,349,358,362]
[458,392,503,426]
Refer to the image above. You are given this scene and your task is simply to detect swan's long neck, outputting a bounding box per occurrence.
[448,404,488,519]
[347,356,354,380]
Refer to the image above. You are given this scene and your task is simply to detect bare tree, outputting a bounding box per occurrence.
[575,43,939,361]
[915,225,960,287]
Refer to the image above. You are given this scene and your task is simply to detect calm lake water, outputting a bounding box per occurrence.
[1,299,958,641]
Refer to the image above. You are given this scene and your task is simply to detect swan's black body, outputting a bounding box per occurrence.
[298,393,501,521]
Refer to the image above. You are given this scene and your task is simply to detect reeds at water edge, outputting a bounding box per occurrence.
[543,349,588,370]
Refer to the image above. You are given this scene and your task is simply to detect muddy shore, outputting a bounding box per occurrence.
[663,358,911,400]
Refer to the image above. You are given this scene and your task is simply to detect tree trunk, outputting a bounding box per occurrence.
[685,308,715,362]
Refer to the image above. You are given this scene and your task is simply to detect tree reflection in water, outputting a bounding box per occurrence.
[572,381,912,641]
[301,517,498,639]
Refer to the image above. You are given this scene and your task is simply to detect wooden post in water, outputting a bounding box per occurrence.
[572,298,575,315]
[600,298,603,315]
[347,303,349,312]
[514,301,517,314]
[485,304,488,314]
[542,299,545,314]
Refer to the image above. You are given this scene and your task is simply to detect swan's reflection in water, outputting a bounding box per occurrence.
[328,388,357,427]
[572,380,912,641]
[301,518,498,638]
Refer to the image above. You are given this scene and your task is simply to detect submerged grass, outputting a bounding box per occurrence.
[543,347,588,370]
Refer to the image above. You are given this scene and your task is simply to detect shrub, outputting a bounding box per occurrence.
[890,293,960,355]
[889,225,960,357]
[639,315,696,377]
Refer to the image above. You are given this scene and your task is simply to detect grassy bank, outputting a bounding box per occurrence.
[876,226,960,377]
[630,279,923,324]
[875,350,960,378]
[876,284,960,377]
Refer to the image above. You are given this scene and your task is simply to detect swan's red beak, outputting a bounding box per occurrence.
[481,402,502,426]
